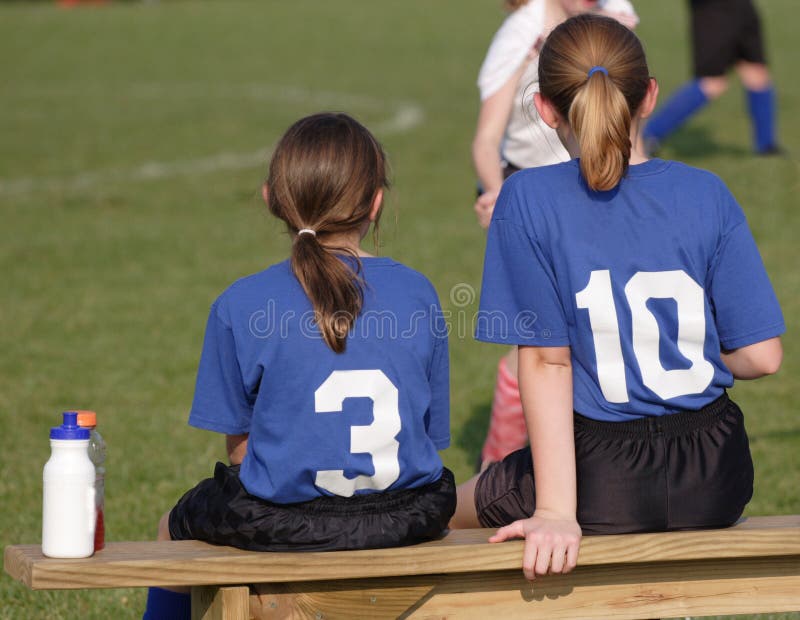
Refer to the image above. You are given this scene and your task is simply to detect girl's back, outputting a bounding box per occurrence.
[482,158,783,419]
[192,257,449,503]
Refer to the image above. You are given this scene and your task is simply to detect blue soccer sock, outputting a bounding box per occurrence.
[746,85,777,152]
[142,587,191,620]
[643,79,709,144]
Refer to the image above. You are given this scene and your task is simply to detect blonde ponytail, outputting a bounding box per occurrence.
[538,15,650,191]
[570,71,632,191]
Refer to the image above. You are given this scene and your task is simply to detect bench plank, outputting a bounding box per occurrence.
[251,580,436,619]
[247,557,800,619]
[5,516,800,591]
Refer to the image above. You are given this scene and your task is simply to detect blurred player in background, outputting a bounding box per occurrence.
[643,0,781,155]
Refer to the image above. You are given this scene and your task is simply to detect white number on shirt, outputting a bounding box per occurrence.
[313,370,401,497]
[575,270,628,403]
[576,270,714,402]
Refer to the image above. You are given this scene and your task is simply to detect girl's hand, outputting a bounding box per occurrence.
[474,190,499,229]
[489,509,581,580]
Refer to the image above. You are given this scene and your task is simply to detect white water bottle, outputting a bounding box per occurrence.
[42,411,96,558]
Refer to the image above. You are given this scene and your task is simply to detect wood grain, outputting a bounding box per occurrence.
[404,556,800,620]
[4,516,800,590]
[248,557,800,619]
[192,586,250,620]
[250,580,437,620]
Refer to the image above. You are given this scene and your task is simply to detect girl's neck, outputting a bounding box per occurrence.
[628,116,650,165]
[559,116,651,165]
[319,229,374,258]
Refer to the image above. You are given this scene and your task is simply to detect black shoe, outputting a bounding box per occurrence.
[756,145,787,157]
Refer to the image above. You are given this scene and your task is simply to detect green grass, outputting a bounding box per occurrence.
[0,1,798,618]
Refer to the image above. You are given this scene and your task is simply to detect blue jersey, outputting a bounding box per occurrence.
[477,159,784,421]
[189,257,450,503]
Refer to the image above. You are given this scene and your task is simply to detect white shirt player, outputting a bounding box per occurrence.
[477,0,639,169]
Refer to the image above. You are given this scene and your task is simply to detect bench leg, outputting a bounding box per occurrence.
[191,585,250,620]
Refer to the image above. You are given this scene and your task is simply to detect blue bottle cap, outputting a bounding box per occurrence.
[50,411,90,440]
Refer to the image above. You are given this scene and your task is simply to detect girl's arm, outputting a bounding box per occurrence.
[226,433,249,465]
[721,336,782,379]
[472,61,528,228]
[594,0,639,29]
[489,345,581,580]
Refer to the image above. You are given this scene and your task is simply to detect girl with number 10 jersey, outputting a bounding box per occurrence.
[451,15,784,582]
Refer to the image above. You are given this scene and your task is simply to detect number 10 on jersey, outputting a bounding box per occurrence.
[576,269,714,403]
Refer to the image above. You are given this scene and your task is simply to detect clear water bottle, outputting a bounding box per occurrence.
[42,412,96,558]
[77,410,106,551]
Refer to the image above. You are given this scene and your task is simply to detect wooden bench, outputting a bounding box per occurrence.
[5,515,800,619]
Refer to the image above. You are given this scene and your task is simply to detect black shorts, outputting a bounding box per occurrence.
[475,162,522,198]
[690,0,767,77]
[475,394,753,534]
[502,162,522,179]
[168,463,456,552]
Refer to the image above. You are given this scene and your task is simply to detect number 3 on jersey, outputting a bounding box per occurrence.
[576,270,714,403]
[314,370,401,497]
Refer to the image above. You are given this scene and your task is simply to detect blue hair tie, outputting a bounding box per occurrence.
[587,66,609,78]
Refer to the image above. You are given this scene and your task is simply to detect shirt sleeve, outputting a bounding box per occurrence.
[598,0,640,27]
[475,185,570,347]
[425,302,451,450]
[477,3,542,100]
[188,302,254,435]
[708,194,785,350]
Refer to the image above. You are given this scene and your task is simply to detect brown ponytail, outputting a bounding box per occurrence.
[538,14,650,191]
[266,113,389,353]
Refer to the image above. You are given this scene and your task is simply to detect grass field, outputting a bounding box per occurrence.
[0,1,798,618]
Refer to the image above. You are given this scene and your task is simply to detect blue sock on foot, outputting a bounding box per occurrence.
[143,587,191,620]
[746,85,777,152]
[643,79,709,143]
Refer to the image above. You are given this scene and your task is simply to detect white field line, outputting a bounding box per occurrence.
[0,84,424,197]
[0,148,276,197]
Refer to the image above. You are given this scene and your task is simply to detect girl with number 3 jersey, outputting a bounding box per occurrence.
[144,113,455,619]
[450,14,784,581]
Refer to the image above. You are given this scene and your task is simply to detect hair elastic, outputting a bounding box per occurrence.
[297,228,316,237]
[587,66,609,78]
